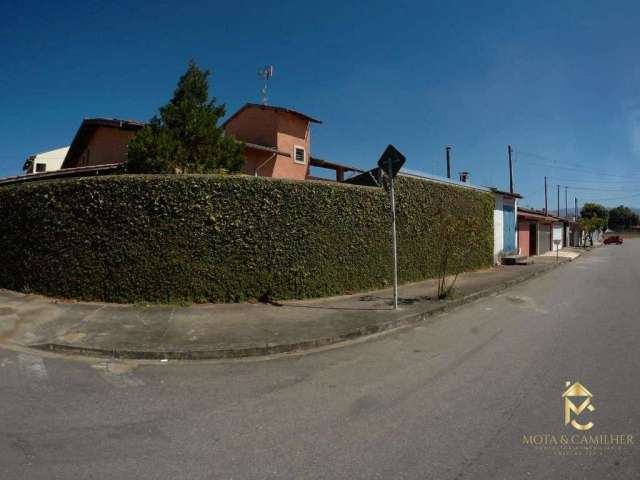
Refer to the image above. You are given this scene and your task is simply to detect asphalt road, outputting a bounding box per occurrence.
[1,242,639,479]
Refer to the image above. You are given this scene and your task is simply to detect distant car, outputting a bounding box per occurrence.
[604,235,623,245]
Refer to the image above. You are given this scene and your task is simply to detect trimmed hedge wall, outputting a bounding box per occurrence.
[0,174,493,303]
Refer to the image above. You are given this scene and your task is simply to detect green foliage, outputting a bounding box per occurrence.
[434,202,465,299]
[580,202,608,222]
[0,175,494,304]
[578,216,605,233]
[578,216,605,246]
[127,61,245,174]
[579,202,608,246]
[607,205,639,230]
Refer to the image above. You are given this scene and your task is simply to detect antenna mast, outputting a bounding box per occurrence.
[257,65,274,105]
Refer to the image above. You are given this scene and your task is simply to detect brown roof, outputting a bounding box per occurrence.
[61,118,145,169]
[223,103,322,127]
[0,163,123,187]
[518,206,573,224]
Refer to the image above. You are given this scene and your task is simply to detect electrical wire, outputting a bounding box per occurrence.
[564,185,640,192]
[547,177,640,186]
[515,150,640,180]
[510,148,640,205]
[580,191,640,202]
[517,159,640,179]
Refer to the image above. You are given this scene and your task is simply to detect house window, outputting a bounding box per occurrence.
[35,163,46,173]
[293,145,305,164]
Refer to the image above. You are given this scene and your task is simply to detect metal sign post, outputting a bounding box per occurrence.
[553,239,561,263]
[388,161,398,309]
[377,145,406,310]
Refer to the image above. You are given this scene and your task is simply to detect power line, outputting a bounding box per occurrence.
[515,150,640,180]
[581,191,640,202]
[547,177,640,186]
[511,148,640,206]
[516,150,588,170]
[564,185,640,192]
[517,158,640,179]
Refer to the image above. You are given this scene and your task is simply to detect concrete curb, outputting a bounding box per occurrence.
[30,257,577,361]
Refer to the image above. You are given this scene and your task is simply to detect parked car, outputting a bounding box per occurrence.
[604,235,623,245]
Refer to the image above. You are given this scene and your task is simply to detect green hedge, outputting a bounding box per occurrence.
[0,174,493,303]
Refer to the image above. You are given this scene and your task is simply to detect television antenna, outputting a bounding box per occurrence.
[257,65,274,105]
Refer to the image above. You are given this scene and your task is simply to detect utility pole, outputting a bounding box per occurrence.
[564,186,568,218]
[575,197,578,219]
[557,184,560,216]
[544,176,548,215]
[508,145,514,194]
[445,146,452,179]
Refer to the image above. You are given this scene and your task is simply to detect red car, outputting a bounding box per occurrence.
[604,235,623,245]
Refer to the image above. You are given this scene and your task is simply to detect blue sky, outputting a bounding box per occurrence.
[3,0,640,208]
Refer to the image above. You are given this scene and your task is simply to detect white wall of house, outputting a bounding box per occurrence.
[552,222,564,251]
[26,146,69,174]
[493,195,518,263]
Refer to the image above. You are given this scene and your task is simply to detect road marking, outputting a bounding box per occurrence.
[92,362,145,388]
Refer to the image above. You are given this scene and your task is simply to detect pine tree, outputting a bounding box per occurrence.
[127,61,244,173]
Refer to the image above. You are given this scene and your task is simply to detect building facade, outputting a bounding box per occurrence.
[23,146,69,174]
[517,207,577,256]
[491,189,520,261]
[61,118,144,169]
[223,103,320,180]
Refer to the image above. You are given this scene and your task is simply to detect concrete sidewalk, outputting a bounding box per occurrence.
[0,251,584,360]
[538,246,583,260]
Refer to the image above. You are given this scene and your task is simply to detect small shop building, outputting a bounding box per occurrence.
[517,207,577,256]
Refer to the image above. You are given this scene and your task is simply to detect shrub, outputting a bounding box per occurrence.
[0,174,493,303]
